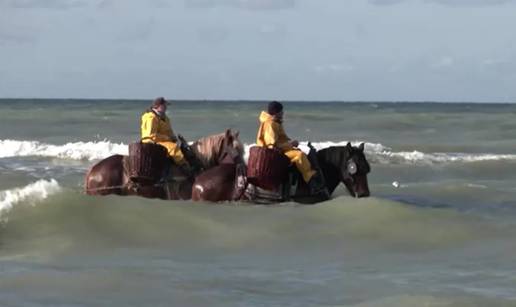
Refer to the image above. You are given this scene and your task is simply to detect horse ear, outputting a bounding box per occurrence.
[346,142,352,150]
[225,129,233,143]
[358,143,365,152]
[233,130,240,139]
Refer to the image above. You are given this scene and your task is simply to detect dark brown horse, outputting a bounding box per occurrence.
[85,129,244,200]
[192,142,371,204]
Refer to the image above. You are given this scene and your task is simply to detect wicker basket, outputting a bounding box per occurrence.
[128,142,168,183]
[247,146,290,190]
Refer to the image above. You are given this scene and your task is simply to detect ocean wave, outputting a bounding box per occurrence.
[373,150,516,165]
[0,179,61,219]
[2,139,516,165]
[2,195,499,251]
[248,141,516,165]
[301,141,516,165]
[0,139,127,161]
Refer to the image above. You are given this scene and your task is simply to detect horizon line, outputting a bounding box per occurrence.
[0,97,515,104]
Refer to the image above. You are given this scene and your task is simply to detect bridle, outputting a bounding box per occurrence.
[341,157,358,183]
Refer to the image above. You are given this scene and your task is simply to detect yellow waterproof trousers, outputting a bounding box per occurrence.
[284,149,316,183]
[157,141,186,165]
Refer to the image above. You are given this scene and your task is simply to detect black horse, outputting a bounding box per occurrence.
[192,142,371,204]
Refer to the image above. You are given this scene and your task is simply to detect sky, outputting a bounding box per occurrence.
[1,0,515,102]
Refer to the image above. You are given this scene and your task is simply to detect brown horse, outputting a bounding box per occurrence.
[192,142,371,204]
[85,129,244,200]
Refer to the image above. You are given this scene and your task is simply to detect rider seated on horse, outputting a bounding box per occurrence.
[141,97,191,174]
[256,101,328,196]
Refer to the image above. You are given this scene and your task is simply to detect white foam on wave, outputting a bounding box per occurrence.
[374,149,516,165]
[2,139,516,165]
[0,139,127,161]
[0,179,61,219]
[245,141,516,165]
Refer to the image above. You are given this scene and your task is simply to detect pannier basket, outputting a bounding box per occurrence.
[247,146,290,190]
[128,142,168,183]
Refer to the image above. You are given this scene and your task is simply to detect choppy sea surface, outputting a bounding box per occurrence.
[1,99,516,306]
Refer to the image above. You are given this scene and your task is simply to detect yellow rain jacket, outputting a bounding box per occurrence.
[141,110,186,165]
[256,111,315,182]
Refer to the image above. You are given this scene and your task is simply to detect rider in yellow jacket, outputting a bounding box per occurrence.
[256,101,317,183]
[141,97,186,166]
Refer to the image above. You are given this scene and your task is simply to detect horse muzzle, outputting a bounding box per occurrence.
[356,189,370,198]
[353,175,370,198]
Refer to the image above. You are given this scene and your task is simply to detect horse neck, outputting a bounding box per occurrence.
[317,147,349,194]
[191,133,225,168]
[191,131,244,169]
[319,162,341,194]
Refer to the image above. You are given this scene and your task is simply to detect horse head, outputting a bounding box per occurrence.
[191,129,244,169]
[218,129,245,165]
[318,143,371,198]
[341,142,370,198]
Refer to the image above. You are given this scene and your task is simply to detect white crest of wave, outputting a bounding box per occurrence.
[0,179,61,218]
[0,139,128,160]
[374,150,516,165]
[243,141,516,165]
[2,139,515,165]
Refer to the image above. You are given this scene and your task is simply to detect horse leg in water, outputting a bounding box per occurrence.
[85,154,127,196]
[164,178,194,200]
[192,164,237,202]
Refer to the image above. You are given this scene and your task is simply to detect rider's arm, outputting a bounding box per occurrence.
[141,113,160,141]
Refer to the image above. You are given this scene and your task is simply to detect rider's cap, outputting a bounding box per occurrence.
[152,97,168,107]
[268,101,283,115]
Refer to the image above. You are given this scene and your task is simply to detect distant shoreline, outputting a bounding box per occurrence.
[0,98,514,105]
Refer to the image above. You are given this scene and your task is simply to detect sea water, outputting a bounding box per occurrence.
[1,99,515,306]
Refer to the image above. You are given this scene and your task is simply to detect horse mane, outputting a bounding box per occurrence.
[318,145,370,174]
[191,131,244,168]
[191,132,225,168]
[317,146,349,166]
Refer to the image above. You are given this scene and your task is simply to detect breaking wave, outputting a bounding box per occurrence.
[0,139,127,161]
[2,139,516,165]
[374,150,516,165]
[0,179,61,219]
[246,141,516,165]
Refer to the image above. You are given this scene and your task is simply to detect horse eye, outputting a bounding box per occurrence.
[347,161,357,175]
